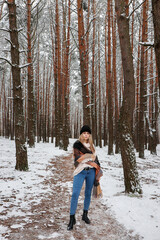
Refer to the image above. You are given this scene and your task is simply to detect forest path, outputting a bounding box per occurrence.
[2,153,141,240]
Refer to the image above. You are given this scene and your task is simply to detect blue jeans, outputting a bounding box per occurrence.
[70,168,95,215]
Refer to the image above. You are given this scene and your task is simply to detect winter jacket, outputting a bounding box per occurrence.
[73,140,100,176]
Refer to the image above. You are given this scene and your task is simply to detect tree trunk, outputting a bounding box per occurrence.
[0,70,5,136]
[9,72,14,140]
[91,0,96,142]
[42,60,46,142]
[98,18,102,148]
[27,0,35,147]
[56,0,63,148]
[104,9,108,147]
[54,0,63,148]
[139,1,147,158]
[135,26,141,151]
[54,24,58,146]
[108,0,113,155]
[152,0,160,94]
[36,37,40,143]
[115,0,142,194]
[131,0,135,53]
[112,8,119,153]
[62,0,71,151]
[7,0,28,171]
[49,9,55,144]
[45,64,49,143]
[47,67,51,143]
[77,0,90,125]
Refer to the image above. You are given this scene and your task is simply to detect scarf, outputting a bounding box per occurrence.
[73,140,103,198]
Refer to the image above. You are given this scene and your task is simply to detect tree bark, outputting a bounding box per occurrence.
[56,0,63,148]
[27,0,35,147]
[91,0,96,142]
[108,0,113,155]
[62,0,71,151]
[112,8,119,153]
[0,70,5,136]
[104,9,108,146]
[98,18,102,148]
[77,0,90,125]
[36,37,40,143]
[135,26,141,151]
[139,1,147,158]
[115,0,142,194]
[152,0,160,94]
[53,0,64,148]
[7,0,28,171]
[42,60,46,142]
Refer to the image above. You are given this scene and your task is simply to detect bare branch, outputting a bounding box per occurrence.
[128,0,147,19]
[0,28,10,32]
[83,17,96,39]
[0,11,8,21]
[139,41,154,47]
[0,57,31,69]
[70,29,79,50]
[19,63,32,69]
[17,28,24,32]
[0,57,12,66]
[5,37,15,48]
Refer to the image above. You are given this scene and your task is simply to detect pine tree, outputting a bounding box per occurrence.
[115,0,142,194]
[7,0,28,171]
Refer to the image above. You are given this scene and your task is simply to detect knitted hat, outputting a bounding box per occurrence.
[80,125,91,135]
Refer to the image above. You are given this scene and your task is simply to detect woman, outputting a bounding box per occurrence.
[67,125,101,230]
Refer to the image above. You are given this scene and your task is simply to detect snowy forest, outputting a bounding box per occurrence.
[0,0,160,239]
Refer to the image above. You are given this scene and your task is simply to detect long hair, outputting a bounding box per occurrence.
[79,134,95,153]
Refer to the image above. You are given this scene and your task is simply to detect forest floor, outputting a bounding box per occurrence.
[1,153,141,240]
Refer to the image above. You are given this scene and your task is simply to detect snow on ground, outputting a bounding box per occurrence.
[0,137,160,240]
[0,137,70,239]
[96,145,160,240]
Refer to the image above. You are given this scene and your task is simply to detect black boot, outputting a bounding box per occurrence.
[67,215,76,230]
[82,210,90,224]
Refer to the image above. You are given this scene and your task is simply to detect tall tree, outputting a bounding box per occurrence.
[115,0,142,194]
[152,0,160,94]
[104,8,108,147]
[0,70,5,136]
[91,0,96,142]
[77,0,90,125]
[54,0,63,147]
[112,4,119,153]
[107,0,113,154]
[7,0,28,170]
[35,37,40,143]
[139,1,147,158]
[98,17,102,148]
[148,46,157,155]
[62,0,71,150]
[135,26,141,151]
[27,0,35,147]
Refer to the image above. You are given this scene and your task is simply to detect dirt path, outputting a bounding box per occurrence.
[1,154,141,240]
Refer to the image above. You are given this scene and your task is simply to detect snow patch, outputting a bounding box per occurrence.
[38,232,62,239]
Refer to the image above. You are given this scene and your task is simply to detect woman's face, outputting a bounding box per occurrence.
[82,132,90,141]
